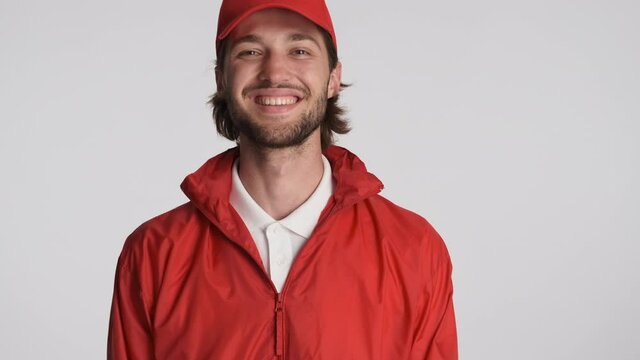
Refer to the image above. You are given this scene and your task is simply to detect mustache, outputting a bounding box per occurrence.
[241,81,310,97]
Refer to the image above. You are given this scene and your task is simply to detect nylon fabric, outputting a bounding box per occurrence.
[107,146,458,359]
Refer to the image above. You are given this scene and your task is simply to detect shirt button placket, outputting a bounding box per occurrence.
[267,223,292,292]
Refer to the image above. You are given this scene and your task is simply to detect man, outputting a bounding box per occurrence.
[108,0,458,358]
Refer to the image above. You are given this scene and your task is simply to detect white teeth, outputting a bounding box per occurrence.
[255,96,298,106]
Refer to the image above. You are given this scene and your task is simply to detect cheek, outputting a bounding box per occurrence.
[226,65,257,91]
[299,62,329,77]
[297,66,330,91]
[309,74,329,96]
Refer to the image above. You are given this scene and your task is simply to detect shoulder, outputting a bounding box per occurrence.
[361,194,451,261]
[117,202,205,271]
[364,195,440,238]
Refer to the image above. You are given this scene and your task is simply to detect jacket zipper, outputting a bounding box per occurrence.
[275,293,285,359]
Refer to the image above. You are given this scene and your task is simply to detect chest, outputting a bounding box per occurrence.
[150,217,422,359]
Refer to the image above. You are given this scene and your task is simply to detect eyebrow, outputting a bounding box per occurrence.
[232,34,263,47]
[288,33,321,48]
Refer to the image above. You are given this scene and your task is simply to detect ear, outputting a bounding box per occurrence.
[326,61,342,99]
[215,67,225,92]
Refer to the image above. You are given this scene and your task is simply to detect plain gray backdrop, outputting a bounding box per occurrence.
[1,0,639,358]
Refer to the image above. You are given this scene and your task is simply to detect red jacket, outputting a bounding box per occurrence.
[108,146,457,359]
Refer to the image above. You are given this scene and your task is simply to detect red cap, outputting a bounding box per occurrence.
[215,0,337,57]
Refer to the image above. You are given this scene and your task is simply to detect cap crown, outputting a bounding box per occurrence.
[216,0,337,57]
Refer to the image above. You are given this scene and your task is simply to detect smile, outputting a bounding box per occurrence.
[254,96,300,106]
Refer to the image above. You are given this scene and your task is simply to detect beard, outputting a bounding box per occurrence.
[226,82,327,149]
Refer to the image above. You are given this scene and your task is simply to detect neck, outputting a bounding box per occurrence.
[236,133,324,220]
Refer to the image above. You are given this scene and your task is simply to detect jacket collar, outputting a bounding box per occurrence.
[180,146,383,255]
[322,145,384,212]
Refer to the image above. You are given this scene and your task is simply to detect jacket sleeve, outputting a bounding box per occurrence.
[410,228,458,360]
[107,251,155,360]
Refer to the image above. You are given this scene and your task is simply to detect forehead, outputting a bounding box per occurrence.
[228,8,323,42]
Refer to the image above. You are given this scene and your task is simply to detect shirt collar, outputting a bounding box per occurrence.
[229,155,334,239]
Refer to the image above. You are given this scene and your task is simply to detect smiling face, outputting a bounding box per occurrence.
[216,8,342,149]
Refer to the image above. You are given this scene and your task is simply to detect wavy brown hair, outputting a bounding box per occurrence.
[207,28,350,150]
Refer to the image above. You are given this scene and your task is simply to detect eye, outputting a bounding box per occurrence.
[291,49,311,56]
[237,49,261,57]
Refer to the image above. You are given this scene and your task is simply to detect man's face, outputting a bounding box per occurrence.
[217,9,341,149]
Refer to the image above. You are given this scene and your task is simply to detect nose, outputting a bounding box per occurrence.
[258,52,291,84]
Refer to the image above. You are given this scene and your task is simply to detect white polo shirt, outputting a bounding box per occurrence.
[229,156,334,292]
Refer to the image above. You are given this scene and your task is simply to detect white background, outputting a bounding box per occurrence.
[1,0,639,358]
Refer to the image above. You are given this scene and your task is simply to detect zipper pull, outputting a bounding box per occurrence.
[275,296,283,312]
[274,294,285,357]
